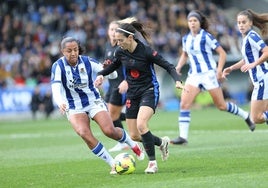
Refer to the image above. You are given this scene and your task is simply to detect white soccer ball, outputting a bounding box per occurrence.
[114,153,136,175]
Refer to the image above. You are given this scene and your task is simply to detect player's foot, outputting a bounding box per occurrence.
[159,136,170,161]
[131,143,145,160]
[110,165,117,175]
[109,142,130,152]
[245,116,255,132]
[144,160,158,174]
[170,136,188,145]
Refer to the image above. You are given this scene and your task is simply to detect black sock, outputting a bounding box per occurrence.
[113,119,124,129]
[141,131,155,161]
[153,135,162,147]
[120,112,126,121]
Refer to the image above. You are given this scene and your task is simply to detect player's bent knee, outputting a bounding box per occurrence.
[103,127,120,139]
[130,134,141,142]
[252,115,264,124]
[75,128,90,139]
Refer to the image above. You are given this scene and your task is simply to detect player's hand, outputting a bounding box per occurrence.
[222,67,232,79]
[94,75,104,87]
[118,80,128,94]
[175,66,182,75]
[59,103,68,115]
[217,71,225,83]
[240,63,255,72]
[103,59,112,68]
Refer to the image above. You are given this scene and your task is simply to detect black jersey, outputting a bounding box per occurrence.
[104,42,125,87]
[98,40,180,99]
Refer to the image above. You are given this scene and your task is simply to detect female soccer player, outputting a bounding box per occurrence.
[170,10,255,145]
[223,9,268,125]
[50,37,144,175]
[94,21,184,174]
[105,17,147,152]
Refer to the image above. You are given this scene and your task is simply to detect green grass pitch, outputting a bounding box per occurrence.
[1,106,268,188]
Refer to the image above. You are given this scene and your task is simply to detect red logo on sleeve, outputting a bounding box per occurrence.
[152,51,158,56]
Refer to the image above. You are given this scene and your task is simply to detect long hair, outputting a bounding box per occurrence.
[116,20,151,44]
[238,9,268,36]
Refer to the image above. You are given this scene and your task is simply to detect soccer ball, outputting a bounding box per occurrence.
[114,153,136,175]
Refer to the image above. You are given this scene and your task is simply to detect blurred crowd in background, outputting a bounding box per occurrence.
[1,0,262,90]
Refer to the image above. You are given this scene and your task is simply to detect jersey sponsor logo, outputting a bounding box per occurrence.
[130,69,140,78]
[68,78,87,89]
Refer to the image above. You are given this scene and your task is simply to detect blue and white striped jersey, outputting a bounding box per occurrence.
[51,55,102,110]
[182,29,220,75]
[241,29,268,83]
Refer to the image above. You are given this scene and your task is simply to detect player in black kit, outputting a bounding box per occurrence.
[94,21,184,174]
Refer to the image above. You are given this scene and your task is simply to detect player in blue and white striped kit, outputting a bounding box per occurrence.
[223,9,268,126]
[51,37,144,174]
[171,10,255,145]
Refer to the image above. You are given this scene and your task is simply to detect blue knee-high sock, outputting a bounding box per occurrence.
[226,102,248,119]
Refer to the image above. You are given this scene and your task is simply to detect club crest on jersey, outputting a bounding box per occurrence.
[80,68,85,73]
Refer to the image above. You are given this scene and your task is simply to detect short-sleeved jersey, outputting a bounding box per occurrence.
[241,29,268,83]
[98,40,180,99]
[182,29,220,75]
[51,55,102,110]
[104,42,125,87]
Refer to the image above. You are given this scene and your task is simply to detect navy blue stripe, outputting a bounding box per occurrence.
[57,59,75,109]
[202,32,213,70]
[92,142,103,154]
[257,79,264,100]
[81,56,100,99]
[71,61,89,108]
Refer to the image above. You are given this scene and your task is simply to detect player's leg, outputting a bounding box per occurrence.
[108,103,129,151]
[209,87,255,131]
[250,99,268,124]
[69,113,115,173]
[94,110,144,160]
[136,106,159,173]
[171,84,200,145]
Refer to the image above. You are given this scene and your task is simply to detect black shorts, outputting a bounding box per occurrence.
[125,88,159,119]
[104,87,126,106]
